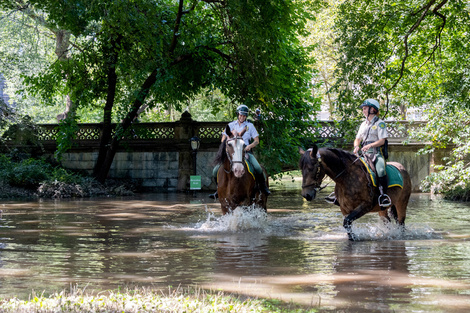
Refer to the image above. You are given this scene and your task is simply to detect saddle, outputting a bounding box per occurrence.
[360,155,404,189]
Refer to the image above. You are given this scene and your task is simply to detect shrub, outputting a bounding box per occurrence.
[7,158,52,189]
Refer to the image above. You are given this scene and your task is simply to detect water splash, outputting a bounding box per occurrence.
[196,204,269,233]
[349,221,441,241]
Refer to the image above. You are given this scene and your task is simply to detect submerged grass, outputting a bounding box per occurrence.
[0,286,317,313]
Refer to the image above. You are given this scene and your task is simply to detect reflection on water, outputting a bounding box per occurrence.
[0,179,470,312]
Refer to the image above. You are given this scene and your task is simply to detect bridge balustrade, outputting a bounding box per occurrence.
[31,120,425,146]
[2,115,430,192]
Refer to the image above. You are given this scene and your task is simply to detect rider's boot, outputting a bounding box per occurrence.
[325,192,340,206]
[255,173,271,196]
[378,176,392,208]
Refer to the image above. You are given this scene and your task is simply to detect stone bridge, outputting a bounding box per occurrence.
[4,112,440,192]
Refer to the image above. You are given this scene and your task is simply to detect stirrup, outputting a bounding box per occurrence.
[378,194,392,208]
[325,192,337,204]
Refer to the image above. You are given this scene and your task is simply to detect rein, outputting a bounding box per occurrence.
[302,150,361,190]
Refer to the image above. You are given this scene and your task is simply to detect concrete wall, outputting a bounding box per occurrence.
[62,151,180,191]
[61,150,218,191]
[61,146,428,192]
[387,145,431,192]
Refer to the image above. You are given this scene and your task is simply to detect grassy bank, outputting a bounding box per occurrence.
[0,286,317,313]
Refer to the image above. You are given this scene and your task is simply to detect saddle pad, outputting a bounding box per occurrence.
[245,160,256,180]
[359,158,403,189]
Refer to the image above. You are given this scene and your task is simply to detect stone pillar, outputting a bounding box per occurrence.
[175,111,195,191]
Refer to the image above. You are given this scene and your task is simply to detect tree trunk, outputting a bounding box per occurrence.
[94,68,160,183]
[94,2,184,183]
[93,36,121,180]
[54,30,76,121]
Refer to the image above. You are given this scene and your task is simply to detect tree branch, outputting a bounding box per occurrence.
[169,0,184,53]
[385,0,448,115]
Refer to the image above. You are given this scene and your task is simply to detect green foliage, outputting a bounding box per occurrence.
[55,115,79,160]
[0,286,318,312]
[2,0,322,178]
[411,102,470,200]
[332,0,470,120]
[330,0,470,198]
[0,153,88,192]
[0,97,17,136]
[0,158,51,189]
[0,7,63,123]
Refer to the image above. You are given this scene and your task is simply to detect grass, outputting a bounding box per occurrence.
[0,286,318,313]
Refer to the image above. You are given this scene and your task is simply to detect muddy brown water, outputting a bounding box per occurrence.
[0,178,470,312]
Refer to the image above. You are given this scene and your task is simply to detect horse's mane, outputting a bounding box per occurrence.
[212,139,227,165]
[300,147,357,169]
[322,148,357,163]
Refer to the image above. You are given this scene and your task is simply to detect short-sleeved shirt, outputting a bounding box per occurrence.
[356,116,388,143]
[223,120,259,144]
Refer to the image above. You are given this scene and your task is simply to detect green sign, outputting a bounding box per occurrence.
[190,175,201,190]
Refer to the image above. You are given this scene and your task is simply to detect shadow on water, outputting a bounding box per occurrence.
[0,178,470,312]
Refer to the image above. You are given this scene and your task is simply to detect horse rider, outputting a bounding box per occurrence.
[209,104,271,199]
[354,99,391,207]
[325,99,391,207]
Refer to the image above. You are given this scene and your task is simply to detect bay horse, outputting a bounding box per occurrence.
[213,125,268,214]
[299,145,411,241]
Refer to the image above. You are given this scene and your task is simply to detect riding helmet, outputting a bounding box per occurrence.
[360,99,380,111]
[236,104,249,116]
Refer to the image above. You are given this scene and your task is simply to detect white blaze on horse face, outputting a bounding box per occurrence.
[230,138,245,177]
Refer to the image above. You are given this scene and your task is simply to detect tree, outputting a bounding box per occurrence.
[333,0,469,115]
[0,1,83,122]
[2,0,321,182]
[302,0,340,120]
[332,0,470,197]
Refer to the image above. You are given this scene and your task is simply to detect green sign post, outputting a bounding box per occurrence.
[190,175,201,190]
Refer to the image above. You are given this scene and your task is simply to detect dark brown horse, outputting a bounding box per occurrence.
[299,145,411,241]
[213,125,268,214]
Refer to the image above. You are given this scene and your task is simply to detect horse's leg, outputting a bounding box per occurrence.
[378,209,391,223]
[343,204,372,241]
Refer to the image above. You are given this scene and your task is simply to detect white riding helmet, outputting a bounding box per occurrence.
[236,104,249,116]
[360,99,380,111]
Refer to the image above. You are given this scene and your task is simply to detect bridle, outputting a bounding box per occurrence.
[224,136,245,173]
[301,151,325,190]
[301,150,352,190]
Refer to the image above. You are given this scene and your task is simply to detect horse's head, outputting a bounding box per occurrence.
[225,124,246,178]
[299,145,325,201]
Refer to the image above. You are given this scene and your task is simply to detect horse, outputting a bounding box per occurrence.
[299,145,411,241]
[213,124,268,214]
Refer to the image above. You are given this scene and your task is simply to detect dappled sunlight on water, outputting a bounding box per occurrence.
[0,187,469,312]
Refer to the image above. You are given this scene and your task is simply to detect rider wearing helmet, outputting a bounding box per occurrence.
[353,99,391,207]
[209,104,271,199]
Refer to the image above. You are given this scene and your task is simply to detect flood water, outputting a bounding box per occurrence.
[1,177,470,312]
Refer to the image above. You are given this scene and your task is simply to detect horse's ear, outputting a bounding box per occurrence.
[299,147,305,155]
[239,126,247,137]
[309,145,318,158]
[225,124,233,138]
